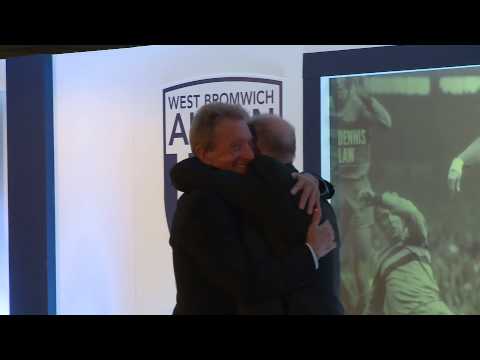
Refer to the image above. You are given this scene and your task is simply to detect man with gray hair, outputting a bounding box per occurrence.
[171,110,342,314]
[250,114,335,205]
[250,114,341,313]
[170,103,336,315]
[249,114,297,164]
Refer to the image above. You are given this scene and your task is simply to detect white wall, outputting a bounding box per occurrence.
[0,60,8,315]
[53,45,381,314]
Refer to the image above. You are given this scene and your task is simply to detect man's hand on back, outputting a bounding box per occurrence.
[306,208,336,259]
[290,172,321,215]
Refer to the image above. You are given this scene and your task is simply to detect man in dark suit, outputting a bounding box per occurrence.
[169,104,337,315]
[171,113,343,314]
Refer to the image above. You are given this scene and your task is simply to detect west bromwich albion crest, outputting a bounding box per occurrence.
[163,76,283,231]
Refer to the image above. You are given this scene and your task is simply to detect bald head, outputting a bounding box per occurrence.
[249,114,296,164]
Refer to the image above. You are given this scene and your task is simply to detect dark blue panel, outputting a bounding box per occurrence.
[303,45,480,79]
[303,78,321,175]
[6,55,56,315]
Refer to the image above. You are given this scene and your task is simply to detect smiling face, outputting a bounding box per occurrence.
[198,118,255,175]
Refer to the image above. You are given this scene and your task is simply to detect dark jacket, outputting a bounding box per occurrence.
[171,155,344,315]
[169,181,320,315]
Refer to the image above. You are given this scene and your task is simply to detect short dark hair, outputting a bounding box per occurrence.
[190,103,250,155]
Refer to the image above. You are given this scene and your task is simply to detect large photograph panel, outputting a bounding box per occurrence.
[327,67,480,315]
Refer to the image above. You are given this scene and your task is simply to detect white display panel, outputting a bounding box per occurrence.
[53,45,374,314]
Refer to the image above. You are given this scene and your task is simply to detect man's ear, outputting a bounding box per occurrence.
[195,146,211,165]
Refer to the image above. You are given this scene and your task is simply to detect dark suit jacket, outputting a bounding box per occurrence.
[170,187,320,315]
[171,155,344,314]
